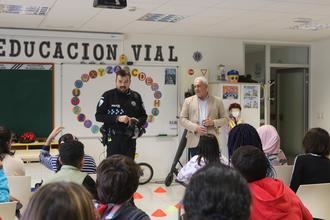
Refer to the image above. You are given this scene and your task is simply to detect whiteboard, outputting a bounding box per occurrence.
[61,64,178,137]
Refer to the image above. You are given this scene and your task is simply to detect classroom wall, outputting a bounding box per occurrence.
[0,28,246,180]
[3,28,328,179]
[310,38,330,131]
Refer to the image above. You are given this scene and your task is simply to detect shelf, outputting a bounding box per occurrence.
[11,142,59,162]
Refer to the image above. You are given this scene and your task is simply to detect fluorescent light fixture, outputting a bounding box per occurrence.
[138,13,185,23]
[290,23,330,31]
[289,17,330,31]
[0,4,50,16]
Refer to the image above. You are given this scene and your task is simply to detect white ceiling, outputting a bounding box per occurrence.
[1,0,330,42]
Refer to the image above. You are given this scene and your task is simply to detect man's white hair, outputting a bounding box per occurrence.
[194,76,208,86]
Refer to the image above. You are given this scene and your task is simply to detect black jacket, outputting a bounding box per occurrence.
[95,88,147,133]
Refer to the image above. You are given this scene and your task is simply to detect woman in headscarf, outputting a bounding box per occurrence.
[257,125,287,166]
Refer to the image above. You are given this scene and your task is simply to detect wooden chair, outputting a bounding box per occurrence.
[7,176,32,212]
[0,201,17,220]
[296,183,330,220]
[273,165,293,186]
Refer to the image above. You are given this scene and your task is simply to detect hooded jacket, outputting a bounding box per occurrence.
[249,177,312,220]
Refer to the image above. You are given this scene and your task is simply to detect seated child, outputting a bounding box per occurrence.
[232,146,312,220]
[177,134,228,185]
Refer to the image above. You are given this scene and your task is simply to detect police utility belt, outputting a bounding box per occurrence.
[109,126,145,139]
[110,128,134,137]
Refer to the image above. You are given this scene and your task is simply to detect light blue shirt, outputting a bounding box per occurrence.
[198,96,208,125]
[0,169,9,203]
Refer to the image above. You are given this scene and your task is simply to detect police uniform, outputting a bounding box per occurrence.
[95,88,147,158]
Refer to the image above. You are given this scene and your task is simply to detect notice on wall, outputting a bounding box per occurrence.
[222,85,239,100]
[243,85,259,109]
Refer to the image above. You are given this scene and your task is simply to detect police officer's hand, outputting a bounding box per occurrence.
[129,117,139,126]
[117,115,130,124]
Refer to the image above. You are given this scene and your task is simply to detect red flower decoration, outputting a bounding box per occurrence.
[19,132,36,143]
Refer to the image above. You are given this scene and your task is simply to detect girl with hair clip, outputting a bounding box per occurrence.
[177,134,228,185]
[0,125,25,176]
[39,127,96,174]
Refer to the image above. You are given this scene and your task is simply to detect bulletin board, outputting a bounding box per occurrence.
[61,63,178,137]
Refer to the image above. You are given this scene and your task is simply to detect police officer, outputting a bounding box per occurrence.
[95,69,147,159]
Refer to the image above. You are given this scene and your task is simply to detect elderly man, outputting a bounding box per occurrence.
[180,76,227,158]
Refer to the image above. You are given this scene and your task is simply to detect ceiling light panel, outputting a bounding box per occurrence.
[0,4,50,15]
[138,13,185,23]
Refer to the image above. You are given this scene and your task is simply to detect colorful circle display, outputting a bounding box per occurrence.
[81,74,90,82]
[145,77,153,85]
[72,88,80,96]
[151,83,159,91]
[72,106,81,115]
[123,66,130,73]
[151,108,159,116]
[114,65,121,72]
[154,91,162,99]
[84,120,92,128]
[91,125,99,134]
[70,66,163,134]
[77,113,86,122]
[71,97,80,105]
[98,68,106,76]
[89,70,97,78]
[74,80,83,88]
[106,66,113,74]
[138,72,146,81]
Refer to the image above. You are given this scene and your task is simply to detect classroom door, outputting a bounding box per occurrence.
[270,68,309,160]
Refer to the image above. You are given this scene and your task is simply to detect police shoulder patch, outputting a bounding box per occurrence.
[98,97,104,107]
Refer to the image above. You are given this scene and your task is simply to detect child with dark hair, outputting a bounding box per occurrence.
[290,127,330,192]
[177,134,228,184]
[39,127,96,174]
[96,155,150,220]
[44,141,97,199]
[0,125,25,176]
[182,163,251,220]
[232,146,312,220]
[227,123,262,161]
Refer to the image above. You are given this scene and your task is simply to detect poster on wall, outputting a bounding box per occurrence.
[164,68,176,85]
[222,85,239,100]
[243,85,259,108]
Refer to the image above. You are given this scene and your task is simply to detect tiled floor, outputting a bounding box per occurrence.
[135,183,185,220]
